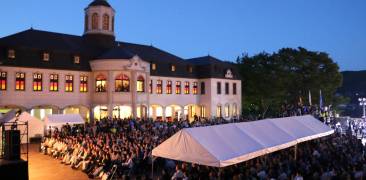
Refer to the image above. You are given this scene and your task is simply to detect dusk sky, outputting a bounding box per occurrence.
[1,0,365,71]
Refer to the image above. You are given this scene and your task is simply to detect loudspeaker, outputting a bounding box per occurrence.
[4,130,21,160]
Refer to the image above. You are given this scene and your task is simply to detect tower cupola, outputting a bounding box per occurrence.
[84,0,115,37]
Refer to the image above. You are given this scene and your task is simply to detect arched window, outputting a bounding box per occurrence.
[137,76,145,92]
[115,74,130,92]
[103,14,110,30]
[96,74,106,92]
[92,13,99,30]
[84,15,89,31]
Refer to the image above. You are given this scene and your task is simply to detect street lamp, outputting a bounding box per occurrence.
[358,98,366,119]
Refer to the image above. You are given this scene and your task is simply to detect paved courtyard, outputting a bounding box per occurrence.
[27,144,88,180]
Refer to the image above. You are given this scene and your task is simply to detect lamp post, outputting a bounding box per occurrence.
[358,98,366,119]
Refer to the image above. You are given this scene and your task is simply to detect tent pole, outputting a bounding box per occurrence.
[151,156,154,179]
[294,144,298,161]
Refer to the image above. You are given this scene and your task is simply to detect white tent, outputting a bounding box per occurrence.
[1,111,44,144]
[43,114,84,129]
[152,115,334,167]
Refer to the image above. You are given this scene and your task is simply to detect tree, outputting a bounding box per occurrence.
[237,47,343,118]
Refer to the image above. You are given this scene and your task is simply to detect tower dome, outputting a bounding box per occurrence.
[83,0,116,47]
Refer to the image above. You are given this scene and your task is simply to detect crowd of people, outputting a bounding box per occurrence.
[40,116,366,179]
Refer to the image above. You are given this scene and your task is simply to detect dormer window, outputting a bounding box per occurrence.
[74,56,80,64]
[151,63,157,71]
[187,66,193,73]
[42,52,50,61]
[171,64,176,72]
[8,49,15,59]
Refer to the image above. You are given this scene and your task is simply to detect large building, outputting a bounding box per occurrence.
[0,0,241,122]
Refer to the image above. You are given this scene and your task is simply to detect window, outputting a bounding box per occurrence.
[200,106,206,118]
[103,14,109,30]
[232,104,238,116]
[112,16,115,31]
[225,82,229,95]
[149,80,153,94]
[217,82,221,94]
[115,74,130,92]
[74,56,80,64]
[166,80,172,94]
[200,82,205,95]
[233,83,237,95]
[65,75,73,92]
[96,75,106,92]
[80,75,88,92]
[216,105,222,117]
[137,76,145,92]
[187,66,193,73]
[42,52,50,61]
[92,13,99,30]
[8,49,15,59]
[184,82,190,94]
[156,80,162,94]
[85,15,89,31]
[193,82,198,94]
[225,105,230,117]
[151,63,157,71]
[175,81,181,94]
[32,73,42,91]
[171,64,176,72]
[0,72,7,90]
[49,74,59,92]
[15,72,25,91]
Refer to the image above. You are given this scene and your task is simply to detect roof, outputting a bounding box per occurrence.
[88,0,111,8]
[152,115,334,167]
[0,29,239,79]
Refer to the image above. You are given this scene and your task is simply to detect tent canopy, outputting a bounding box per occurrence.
[152,115,334,167]
[0,111,44,143]
[44,114,84,128]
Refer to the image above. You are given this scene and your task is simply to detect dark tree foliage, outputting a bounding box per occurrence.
[237,47,343,118]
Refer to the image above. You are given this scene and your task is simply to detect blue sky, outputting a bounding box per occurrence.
[1,0,365,71]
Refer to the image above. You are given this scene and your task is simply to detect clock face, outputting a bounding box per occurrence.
[225,69,233,79]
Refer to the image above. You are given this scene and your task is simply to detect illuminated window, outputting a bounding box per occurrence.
[171,64,176,72]
[217,82,221,94]
[193,82,198,94]
[15,72,25,91]
[200,106,206,118]
[201,82,205,95]
[149,80,153,94]
[225,104,230,117]
[166,80,172,94]
[233,83,237,95]
[8,49,15,59]
[103,14,109,30]
[0,72,6,90]
[42,52,50,61]
[216,105,222,117]
[187,66,193,73]
[49,74,58,92]
[65,75,73,92]
[96,75,106,92]
[80,75,88,92]
[137,76,145,92]
[175,81,181,94]
[151,63,157,71]
[232,104,238,116]
[92,13,99,30]
[184,82,190,94]
[156,80,162,94]
[225,82,229,95]
[33,73,42,91]
[74,56,80,64]
[115,74,130,92]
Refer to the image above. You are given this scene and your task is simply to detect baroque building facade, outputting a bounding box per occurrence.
[0,0,241,122]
